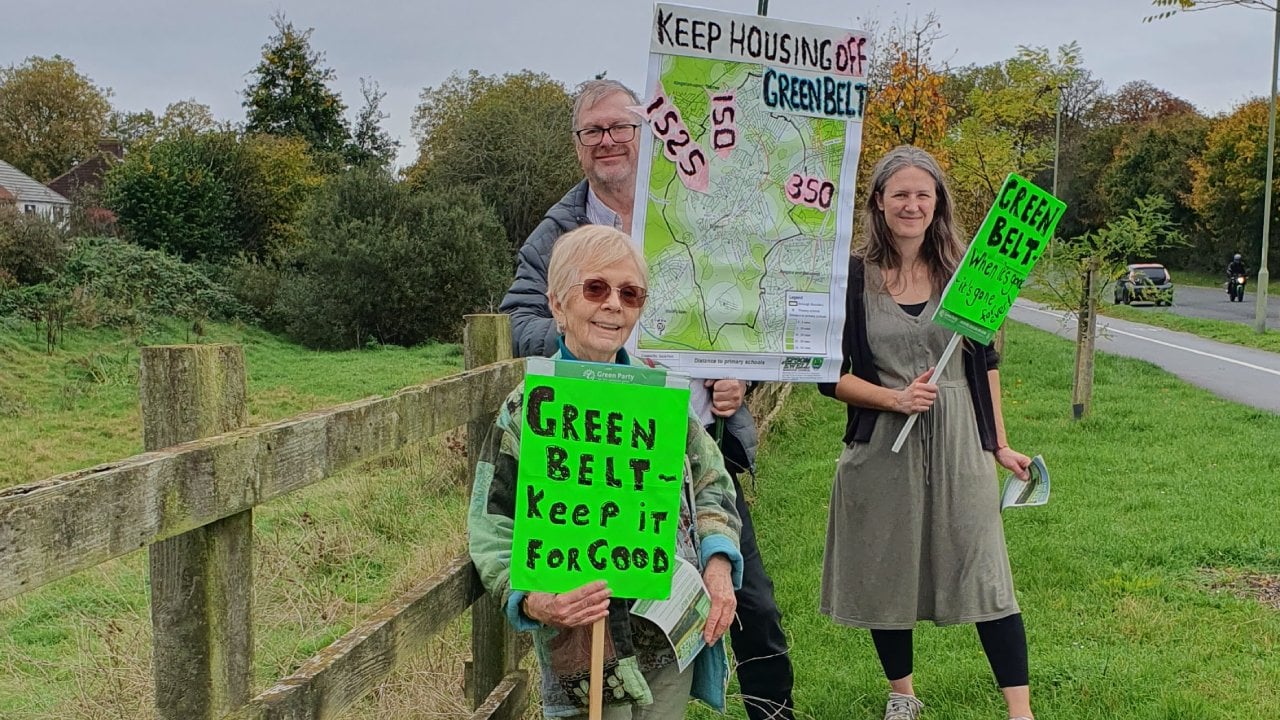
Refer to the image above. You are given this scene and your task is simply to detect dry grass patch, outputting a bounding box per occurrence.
[1201,567,1280,612]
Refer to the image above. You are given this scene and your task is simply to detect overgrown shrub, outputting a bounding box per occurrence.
[0,204,71,287]
[103,131,321,264]
[272,166,508,348]
[221,254,287,330]
[0,236,248,333]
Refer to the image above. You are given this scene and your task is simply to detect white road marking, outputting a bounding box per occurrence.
[1015,304,1280,379]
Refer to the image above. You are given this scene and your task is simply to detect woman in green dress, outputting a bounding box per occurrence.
[817,146,1035,720]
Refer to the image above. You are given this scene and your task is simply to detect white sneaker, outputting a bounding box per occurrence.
[884,692,923,720]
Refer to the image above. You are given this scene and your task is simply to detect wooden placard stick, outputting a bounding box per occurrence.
[890,332,962,454]
[589,618,606,719]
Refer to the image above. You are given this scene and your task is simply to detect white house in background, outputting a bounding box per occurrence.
[0,159,71,221]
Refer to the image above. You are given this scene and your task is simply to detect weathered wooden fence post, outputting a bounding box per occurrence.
[140,345,252,720]
[462,314,524,714]
[1071,259,1099,419]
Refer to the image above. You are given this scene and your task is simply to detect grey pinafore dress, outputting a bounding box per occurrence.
[819,266,1019,629]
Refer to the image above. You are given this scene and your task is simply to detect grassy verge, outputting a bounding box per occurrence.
[1099,304,1280,354]
[1021,287,1280,355]
[0,317,463,488]
[1172,268,1280,297]
[0,319,481,719]
[695,322,1279,719]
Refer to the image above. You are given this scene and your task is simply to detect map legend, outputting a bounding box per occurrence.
[782,292,829,354]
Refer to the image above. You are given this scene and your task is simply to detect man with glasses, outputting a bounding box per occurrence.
[499,78,795,720]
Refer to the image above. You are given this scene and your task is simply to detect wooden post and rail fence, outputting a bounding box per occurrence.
[0,313,791,719]
[0,314,529,720]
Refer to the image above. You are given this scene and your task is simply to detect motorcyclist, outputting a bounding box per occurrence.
[1227,253,1248,278]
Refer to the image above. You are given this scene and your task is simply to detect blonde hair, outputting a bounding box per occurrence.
[547,225,647,301]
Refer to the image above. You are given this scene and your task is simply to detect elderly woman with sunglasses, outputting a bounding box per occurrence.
[469,224,744,719]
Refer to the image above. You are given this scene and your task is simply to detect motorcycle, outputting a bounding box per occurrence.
[1227,274,1247,302]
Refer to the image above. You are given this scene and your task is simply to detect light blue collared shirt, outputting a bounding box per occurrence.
[585,186,624,231]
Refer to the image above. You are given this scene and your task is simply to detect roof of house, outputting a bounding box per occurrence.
[0,159,70,206]
[47,142,124,198]
[0,186,14,202]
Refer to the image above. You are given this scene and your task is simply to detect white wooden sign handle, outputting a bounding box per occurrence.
[891,332,963,454]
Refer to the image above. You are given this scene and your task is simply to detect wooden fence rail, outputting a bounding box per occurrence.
[0,314,528,720]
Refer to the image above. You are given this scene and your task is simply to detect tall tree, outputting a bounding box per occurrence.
[1188,98,1279,273]
[1095,80,1197,126]
[108,99,220,151]
[0,55,112,181]
[243,14,350,159]
[1056,123,1126,239]
[407,70,578,255]
[945,45,1082,231]
[861,13,952,162]
[1101,111,1209,265]
[346,78,399,167]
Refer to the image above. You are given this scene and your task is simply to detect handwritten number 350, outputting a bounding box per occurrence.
[786,173,834,211]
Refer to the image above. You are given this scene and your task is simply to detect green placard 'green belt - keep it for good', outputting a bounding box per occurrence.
[510,358,691,600]
[934,174,1066,344]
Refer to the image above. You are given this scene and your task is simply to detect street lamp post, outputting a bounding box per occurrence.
[1255,5,1279,334]
[1052,86,1064,198]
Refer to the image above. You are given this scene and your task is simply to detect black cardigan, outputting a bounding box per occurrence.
[816,255,1000,450]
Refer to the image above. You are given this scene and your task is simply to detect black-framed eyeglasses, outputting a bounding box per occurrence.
[573,123,640,146]
[570,278,648,308]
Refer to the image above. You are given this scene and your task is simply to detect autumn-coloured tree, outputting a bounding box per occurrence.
[945,44,1082,232]
[0,55,112,181]
[1188,98,1279,273]
[1095,80,1198,126]
[860,13,952,163]
[850,13,952,249]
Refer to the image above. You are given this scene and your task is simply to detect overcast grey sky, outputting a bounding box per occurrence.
[1,0,1275,168]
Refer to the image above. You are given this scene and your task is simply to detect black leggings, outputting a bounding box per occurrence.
[870,614,1029,688]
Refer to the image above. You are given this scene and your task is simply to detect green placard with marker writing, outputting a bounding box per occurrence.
[510,358,691,600]
[934,174,1066,344]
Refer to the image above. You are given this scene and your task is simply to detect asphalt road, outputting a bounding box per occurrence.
[1112,281,1280,326]
[1009,299,1280,414]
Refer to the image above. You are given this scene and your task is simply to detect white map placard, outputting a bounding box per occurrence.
[627,3,869,382]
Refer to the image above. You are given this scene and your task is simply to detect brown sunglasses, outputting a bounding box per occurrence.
[571,278,648,308]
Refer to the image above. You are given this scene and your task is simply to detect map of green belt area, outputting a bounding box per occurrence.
[638,54,845,356]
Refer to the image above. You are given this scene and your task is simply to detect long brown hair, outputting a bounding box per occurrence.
[859,145,966,297]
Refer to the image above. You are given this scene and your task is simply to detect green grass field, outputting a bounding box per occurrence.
[0,319,478,719]
[695,321,1280,720]
[3,319,1278,718]
[0,317,464,488]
